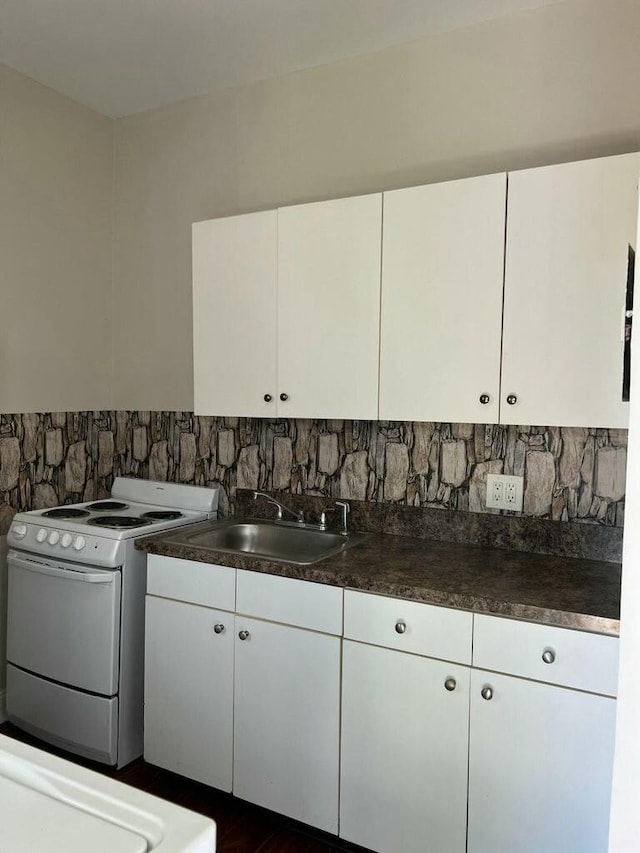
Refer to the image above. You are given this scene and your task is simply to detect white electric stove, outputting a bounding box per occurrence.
[6,478,219,768]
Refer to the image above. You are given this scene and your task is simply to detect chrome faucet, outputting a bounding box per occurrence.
[253,491,304,523]
[319,500,350,535]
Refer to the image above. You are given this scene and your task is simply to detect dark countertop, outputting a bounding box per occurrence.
[136,521,622,636]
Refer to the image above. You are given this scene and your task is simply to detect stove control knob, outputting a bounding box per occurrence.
[61,533,73,548]
[36,528,48,543]
[48,531,60,545]
[13,523,27,539]
[73,535,86,551]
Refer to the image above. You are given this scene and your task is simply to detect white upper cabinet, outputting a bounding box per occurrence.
[379,173,507,424]
[192,210,277,417]
[501,153,639,428]
[193,153,638,426]
[278,194,382,419]
[193,195,382,419]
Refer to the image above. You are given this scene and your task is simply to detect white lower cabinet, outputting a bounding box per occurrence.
[340,590,473,853]
[468,614,618,853]
[144,558,341,835]
[233,616,341,832]
[144,559,618,852]
[467,669,616,853]
[144,595,234,790]
[233,569,342,831]
[340,640,470,853]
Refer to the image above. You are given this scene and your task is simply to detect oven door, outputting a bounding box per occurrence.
[7,551,121,696]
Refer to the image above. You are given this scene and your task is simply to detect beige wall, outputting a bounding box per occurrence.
[113,0,640,411]
[4,1,640,412]
[0,64,114,413]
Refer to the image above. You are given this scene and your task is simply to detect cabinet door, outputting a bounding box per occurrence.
[192,210,277,416]
[468,670,616,853]
[144,596,234,790]
[380,173,506,423]
[277,194,382,419]
[502,153,638,427]
[340,641,469,853]
[233,616,341,833]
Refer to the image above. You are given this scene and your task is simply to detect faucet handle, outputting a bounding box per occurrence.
[319,508,334,527]
[319,501,350,532]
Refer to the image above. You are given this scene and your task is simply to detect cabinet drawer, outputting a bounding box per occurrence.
[344,591,472,664]
[147,554,236,611]
[236,570,343,635]
[473,614,619,696]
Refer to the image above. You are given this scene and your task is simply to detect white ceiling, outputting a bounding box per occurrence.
[0,0,561,118]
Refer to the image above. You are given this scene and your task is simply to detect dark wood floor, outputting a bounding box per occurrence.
[0,722,369,853]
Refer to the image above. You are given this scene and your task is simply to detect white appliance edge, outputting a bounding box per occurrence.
[0,733,216,851]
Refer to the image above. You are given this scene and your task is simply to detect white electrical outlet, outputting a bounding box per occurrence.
[505,480,519,507]
[486,474,524,512]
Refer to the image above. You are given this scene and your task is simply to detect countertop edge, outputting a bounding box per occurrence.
[137,531,621,637]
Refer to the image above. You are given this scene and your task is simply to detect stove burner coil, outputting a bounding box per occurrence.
[86,501,129,511]
[87,516,154,529]
[141,510,184,520]
[42,508,90,519]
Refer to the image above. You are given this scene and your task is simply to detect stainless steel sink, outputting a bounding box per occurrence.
[184,518,367,565]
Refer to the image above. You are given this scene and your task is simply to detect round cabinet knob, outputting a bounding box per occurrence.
[395,620,407,634]
[542,648,556,665]
[481,686,494,701]
[36,528,48,543]
[238,630,250,641]
[61,533,73,548]
[73,535,86,551]
[48,530,60,545]
[279,393,289,402]
[479,394,490,405]
[444,678,457,692]
[506,394,518,405]
[213,623,225,634]
[13,523,27,539]
[263,394,273,402]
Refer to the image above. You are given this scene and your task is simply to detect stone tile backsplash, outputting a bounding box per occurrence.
[0,413,627,534]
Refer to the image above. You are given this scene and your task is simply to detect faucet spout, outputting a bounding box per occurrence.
[334,500,350,535]
[253,491,304,523]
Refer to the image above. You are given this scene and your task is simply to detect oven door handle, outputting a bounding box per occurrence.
[8,555,115,584]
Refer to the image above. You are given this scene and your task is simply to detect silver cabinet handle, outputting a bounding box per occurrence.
[279,393,289,401]
[481,686,493,701]
[395,621,406,634]
[263,394,272,402]
[444,678,456,692]
[506,394,517,405]
[213,623,225,634]
[238,630,250,641]
[479,394,490,404]
[542,648,556,664]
